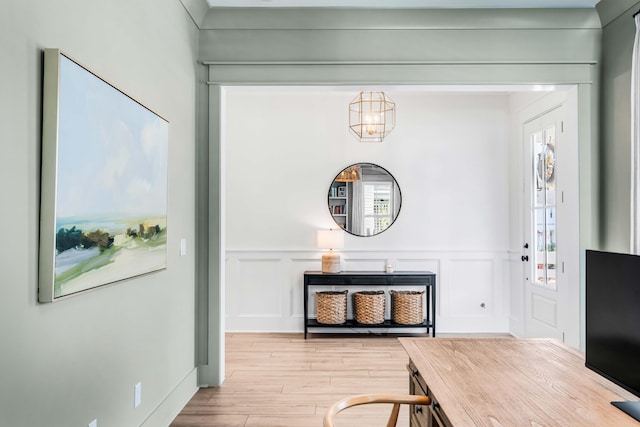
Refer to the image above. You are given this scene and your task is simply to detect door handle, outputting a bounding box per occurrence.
[521,255,529,262]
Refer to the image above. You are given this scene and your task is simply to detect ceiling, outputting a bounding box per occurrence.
[207,0,599,8]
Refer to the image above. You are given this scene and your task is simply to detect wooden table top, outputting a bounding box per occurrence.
[399,338,640,427]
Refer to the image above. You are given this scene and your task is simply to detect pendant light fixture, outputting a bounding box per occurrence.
[334,164,361,182]
[349,91,396,143]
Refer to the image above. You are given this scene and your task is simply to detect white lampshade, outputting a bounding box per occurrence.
[317,229,344,250]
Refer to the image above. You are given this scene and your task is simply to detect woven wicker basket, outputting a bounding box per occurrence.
[316,291,348,324]
[354,291,386,324]
[390,290,425,325]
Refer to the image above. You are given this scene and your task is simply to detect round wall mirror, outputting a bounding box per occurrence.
[327,163,402,237]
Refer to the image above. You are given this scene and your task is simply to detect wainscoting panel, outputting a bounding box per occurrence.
[395,258,440,274]
[508,251,525,338]
[225,250,509,333]
[447,259,495,317]
[441,255,508,332]
[343,257,387,272]
[235,258,283,317]
[289,258,322,318]
[532,292,557,328]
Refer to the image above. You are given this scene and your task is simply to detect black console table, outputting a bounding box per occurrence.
[303,271,436,339]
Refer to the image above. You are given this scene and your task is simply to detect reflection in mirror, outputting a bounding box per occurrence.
[328,163,402,237]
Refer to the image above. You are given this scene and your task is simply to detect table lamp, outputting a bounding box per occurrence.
[317,229,344,273]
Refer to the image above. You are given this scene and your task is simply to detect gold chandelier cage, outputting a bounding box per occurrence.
[349,91,396,143]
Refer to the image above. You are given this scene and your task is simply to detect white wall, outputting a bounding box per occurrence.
[224,88,511,333]
[0,1,198,426]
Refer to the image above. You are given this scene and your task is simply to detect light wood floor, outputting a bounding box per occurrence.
[171,333,415,427]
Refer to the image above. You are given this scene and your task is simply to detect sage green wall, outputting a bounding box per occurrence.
[597,0,640,251]
[0,1,199,426]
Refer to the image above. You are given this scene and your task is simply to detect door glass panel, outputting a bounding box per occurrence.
[531,124,557,290]
[546,207,556,286]
[534,208,546,284]
[533,131,545,207]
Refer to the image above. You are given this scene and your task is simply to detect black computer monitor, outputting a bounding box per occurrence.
[586,250,640,421]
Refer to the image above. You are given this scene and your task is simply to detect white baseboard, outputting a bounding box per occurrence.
[140,367,198,427]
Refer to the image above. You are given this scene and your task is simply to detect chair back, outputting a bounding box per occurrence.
[323,393,431,427]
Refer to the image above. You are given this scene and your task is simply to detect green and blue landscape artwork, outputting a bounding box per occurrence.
[51,54,168,298]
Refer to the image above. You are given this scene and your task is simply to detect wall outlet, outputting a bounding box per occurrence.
[134,382,142,408]
[88,420,97,427]
[180,238,187,256]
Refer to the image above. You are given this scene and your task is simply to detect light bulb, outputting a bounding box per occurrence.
[365,115,375,135]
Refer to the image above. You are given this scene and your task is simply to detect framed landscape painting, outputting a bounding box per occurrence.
[39,49,169,302]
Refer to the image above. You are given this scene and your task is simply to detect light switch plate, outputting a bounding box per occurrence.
[180,238,187,256]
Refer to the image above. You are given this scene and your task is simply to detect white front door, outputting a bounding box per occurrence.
[522,102,578,344]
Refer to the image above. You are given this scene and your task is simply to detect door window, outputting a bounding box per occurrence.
[531,125,557,289]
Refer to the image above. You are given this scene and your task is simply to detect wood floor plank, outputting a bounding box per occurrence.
[225,351,274,359]
[244,415,324,427]
[227,369,371,379]
[222,376,332,387]
[170,414,248,427]
[205,383,284,394]
[180,403,317,416]
[328,376,406,389]
[369,369,409,378]
[194,393,340,405]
